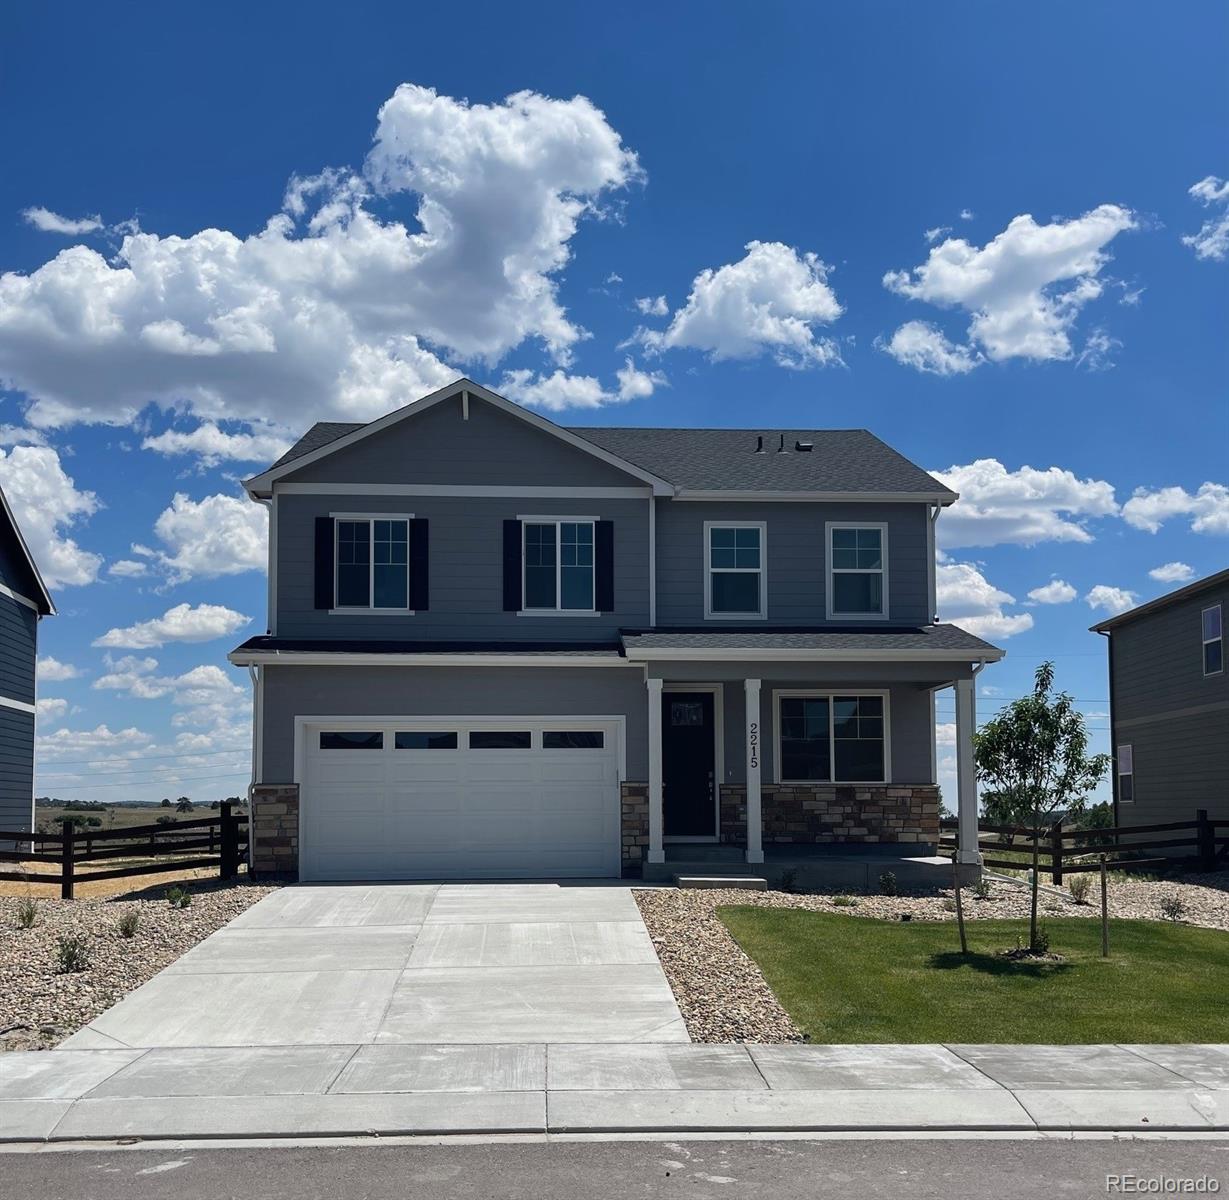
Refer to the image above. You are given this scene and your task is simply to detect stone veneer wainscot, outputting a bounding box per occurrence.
[250,783,300,879]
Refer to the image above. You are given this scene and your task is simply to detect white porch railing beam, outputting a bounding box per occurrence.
[954,676,982,865]
[646,676,665,864]
[745,677,764,864]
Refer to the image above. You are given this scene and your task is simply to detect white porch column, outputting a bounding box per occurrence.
[954,677,982,865]
[646,676,665,864]
[744,678,764,864]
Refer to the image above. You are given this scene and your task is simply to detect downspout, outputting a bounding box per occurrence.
[253,495,274,635]
[246,663,263,871]
[1097,629,1117,828]
[927,503,940,624]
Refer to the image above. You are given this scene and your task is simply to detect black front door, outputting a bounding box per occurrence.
[662,691,716,837]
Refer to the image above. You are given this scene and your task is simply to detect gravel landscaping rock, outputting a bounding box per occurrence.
[0,878,277,1051]
[635,870,1229,1043]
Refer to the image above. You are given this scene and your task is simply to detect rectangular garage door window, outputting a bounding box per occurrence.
[319,731,384,749]
[543,730,605,749]
[469,730,532,749]
[394,731,459,749]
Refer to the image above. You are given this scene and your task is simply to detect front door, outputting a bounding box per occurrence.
[662,691,716,838]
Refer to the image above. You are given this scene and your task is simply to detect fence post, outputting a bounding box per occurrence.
[60,825,75,900]
[1196,809,1214,872]
[220,801,238,881]
[1050,824,1063,886]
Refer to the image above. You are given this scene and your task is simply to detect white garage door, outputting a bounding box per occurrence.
[299,718,623,881]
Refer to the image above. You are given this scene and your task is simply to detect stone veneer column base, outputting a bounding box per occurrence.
[250,783,300,880]
[620,782,649,877]
[720,783,941,846]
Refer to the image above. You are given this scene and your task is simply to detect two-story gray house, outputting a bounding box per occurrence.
[0,484,55,839]
[1092,568,1228,828]
[230,379,1002,882]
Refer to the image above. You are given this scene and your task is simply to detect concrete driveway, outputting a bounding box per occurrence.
[61,883,688,1049]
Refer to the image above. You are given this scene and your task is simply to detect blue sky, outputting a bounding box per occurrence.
[1,2,1225,805]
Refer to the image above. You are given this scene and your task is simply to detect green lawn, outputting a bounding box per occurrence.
[718,908,1229,1043]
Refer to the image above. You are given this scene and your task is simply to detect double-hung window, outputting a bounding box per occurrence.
[335,517,409,610]
[522,519,595,612]
[828,523,887,619]
[777,692,888,783]
[1117,743,1134,804]
[1203,604,1224,676]
[705,522,766,618]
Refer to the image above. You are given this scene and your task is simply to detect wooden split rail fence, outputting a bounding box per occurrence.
[938,809,1229,884]
[0,802,248,899]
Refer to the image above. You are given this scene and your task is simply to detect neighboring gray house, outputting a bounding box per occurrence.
[0,484,54,837]
[1092,568,1228,828]
[230,378,1003,882]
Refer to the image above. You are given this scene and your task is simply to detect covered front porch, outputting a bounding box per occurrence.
[617,628,1004,885]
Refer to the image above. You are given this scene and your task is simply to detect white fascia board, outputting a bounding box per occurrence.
[228,650,635,668]
[244,378,675,498]
[622,647,1006,663]
[673,489,958,504]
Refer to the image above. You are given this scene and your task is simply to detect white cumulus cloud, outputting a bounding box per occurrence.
[635,295,668,316]
[882,204,1137,371]
[37,723,154,760]
[1149,561,1195,583]
[35,697,68,722]
[1086,584,1137,616]
[500,358,664,411]
[933,459,1118,548]
[1121,483,1229,535]
[639,241,843,368]
[1027,578,1077,605]
[1182,175,1229,262]
[876,320,980,376]
[0,85,642,438]
[93,602,251,649]
[138,492,268,582]
[37,656,81,681]
[21,207,104,236]
[107,559,149,578]
[142,422,292,468]
[0,445,102,587]
[937,560,1034,639]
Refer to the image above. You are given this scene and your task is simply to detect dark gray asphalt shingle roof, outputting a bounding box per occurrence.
[230,636,623,657]
[264,419,952,496]
[619,625,1001,655]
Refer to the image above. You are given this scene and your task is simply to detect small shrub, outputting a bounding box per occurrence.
[117,910,140,938]
[831,894,858,907]
[942,897,957,912]
[1159,893,1186,922]
[778,868,799,894]
[56,935,90,973]
[973,878,992,901]
[1067,874,1092,905]
[15,897,37,929]
[166,885,191,910]
[1031,922,1051,955]
[878,870,898,897]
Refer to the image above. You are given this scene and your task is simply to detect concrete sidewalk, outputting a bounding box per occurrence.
[2,1042,1227,1142]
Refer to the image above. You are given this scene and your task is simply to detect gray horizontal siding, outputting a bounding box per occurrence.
[654,500,931,627]
[276,494,650,641]
[0,705,35,835]
[277,392,647,489]
[1115,707,1229,826]
[0,591,37,705]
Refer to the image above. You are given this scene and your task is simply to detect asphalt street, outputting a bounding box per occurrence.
[3,1136,1228,1200]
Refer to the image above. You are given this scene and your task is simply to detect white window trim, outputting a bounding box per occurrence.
[330,512,414,615]
[1117,743,1134,803]
[703,520,768,621]
[826,521,890,621]
[1203,604,1224,677]
[772,688,892,785]
[517,515,598,616]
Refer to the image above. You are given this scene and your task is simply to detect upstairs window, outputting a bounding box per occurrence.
[1203,604,1224,676]
[335,518,409,610]
[1117,743,1134,804]
[828,524,887,619]
[523,519,594,612]
[705,522,766,618]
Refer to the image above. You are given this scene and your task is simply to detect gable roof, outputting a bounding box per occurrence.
[247,381,957,502]
[0,484,54,615]
[1090,567,1229,633]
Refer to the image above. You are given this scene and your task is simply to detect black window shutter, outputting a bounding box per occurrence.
[595,520,615,612]
[314,517,334,610]
[409,518,429,611]
[502,520,523,611]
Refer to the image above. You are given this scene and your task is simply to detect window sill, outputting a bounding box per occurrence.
[776,778,892,787]
[704,611,768,621]
[329,608,416,616]
[826,611,890,621]
[516,609,599,617]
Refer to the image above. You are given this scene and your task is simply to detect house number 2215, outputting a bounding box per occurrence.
[748,721,759,770]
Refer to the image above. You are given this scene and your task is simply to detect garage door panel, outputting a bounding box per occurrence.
[301,720,621,881]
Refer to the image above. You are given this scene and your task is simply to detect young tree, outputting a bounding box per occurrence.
[974,661,1110,953]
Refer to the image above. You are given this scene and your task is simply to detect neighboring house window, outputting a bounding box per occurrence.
[827,523,887,619]
[1203,604,1224,676]
[335,517,409,610]
[1117,743,1134,803]
[522,519,595,612]
[705,522,767,619]
[776,692,888,783]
